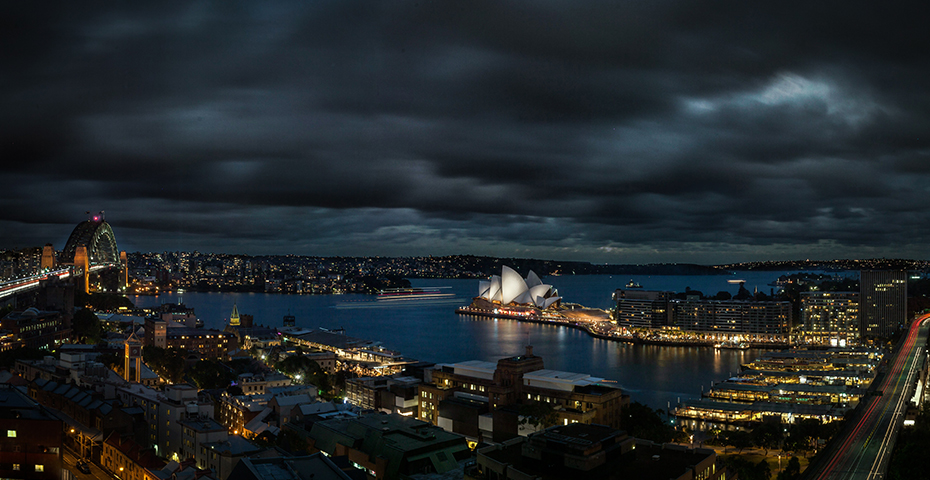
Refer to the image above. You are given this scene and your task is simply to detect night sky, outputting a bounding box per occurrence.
[3,2,930,264]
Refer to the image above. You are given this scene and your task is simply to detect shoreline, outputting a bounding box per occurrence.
[455,306,794,350]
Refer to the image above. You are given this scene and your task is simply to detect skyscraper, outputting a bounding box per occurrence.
[860,270,907,339]
[801,292,859,342]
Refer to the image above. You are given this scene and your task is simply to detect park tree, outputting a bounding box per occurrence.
[620,402,677,443]
[518,401,559,431]
[190,360,236,389]
[727,430,752,454]
[751,422,784,455]
[721,456,772,480]
[143,346,187,384]
[72,308,103,344]
[777,456,802,480]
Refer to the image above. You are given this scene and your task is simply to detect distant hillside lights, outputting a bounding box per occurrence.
[477,266,561,309]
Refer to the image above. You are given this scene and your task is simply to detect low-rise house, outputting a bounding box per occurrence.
[102,432,166,480]
[0,384,62,480]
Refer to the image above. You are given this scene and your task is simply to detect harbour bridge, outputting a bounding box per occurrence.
[0,216,126,299]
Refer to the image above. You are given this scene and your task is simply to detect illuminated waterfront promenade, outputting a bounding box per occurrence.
[456,304,796,349]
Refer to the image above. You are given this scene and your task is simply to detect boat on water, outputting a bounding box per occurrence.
[625,280,643,289]
[377,287,455,301]
[714,342,750,350]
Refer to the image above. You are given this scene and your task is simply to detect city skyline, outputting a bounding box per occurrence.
[3,2,930,264]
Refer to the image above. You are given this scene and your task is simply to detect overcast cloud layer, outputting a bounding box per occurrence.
[3,1,930,264]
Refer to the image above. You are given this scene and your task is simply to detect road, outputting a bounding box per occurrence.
[804,314,929,480]
[63,445,113,480]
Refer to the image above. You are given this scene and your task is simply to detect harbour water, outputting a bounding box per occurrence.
[132,271,840,410]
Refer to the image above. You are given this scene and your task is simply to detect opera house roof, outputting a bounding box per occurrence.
[477,266,561,309]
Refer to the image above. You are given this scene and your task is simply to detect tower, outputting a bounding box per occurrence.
[124,329,143,383]
[40,243,55,271]
[120,251,128,290]
[230,303,240,327]
[73,245,89,294]
[283,311,295,327]
[860,270,907,339]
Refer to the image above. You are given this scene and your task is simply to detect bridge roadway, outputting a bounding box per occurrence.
[0,264,113,299]
[804,314,929,480]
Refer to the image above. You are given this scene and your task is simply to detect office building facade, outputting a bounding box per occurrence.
[860,270,907,339]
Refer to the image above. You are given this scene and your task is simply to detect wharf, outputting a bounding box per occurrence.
[455,306,792,350]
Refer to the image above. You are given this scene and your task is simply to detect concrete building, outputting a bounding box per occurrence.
[227,454,355,480]
[0,384,62,480]
[307,413,470,480]
[200,435,264,480]
[860,270,907,339]
[180,418,227,469]
[118,384,214,459]
[237,372,292,395]
[101,432,165,480]
[30,378,145,462]
[801,292,860,342]
[421,347,628,442]
[612,289,671,329]
[214,392,269,436]
[144,310,235,359]
[345,375,420,416]
[0,307,70,350]
[671,299,792,335]
[473,423,724,480]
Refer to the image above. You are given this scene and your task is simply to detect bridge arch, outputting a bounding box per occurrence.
[61,220,119,266]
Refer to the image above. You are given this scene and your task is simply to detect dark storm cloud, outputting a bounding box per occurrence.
[3,1,930,263]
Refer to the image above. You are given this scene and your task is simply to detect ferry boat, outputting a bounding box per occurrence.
[625,280,643,289]
[377,287,454,301]
[714,342,750,350]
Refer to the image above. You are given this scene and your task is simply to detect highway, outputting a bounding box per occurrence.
[804,314,929,480]
[0,264,116,299]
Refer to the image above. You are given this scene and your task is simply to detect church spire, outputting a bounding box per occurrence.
[230,303,240,326]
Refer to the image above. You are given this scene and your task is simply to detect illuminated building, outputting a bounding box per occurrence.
[420,346,628,442]
[860,270,907,339]
[345,376,420,416]
[475,266,561,309]
[0,384,62,480]
[1,307,69,350]
[671,299,791,335]
[801,292,860,342]
[101,432,164,480]
[124,330,143,383]
[612,289,671,328]
[40,244,56,271]
[143,316,235,360]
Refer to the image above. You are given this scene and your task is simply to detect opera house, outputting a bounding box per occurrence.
[471,266,562,311]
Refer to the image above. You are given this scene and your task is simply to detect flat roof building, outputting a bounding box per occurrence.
[860,270,907,339]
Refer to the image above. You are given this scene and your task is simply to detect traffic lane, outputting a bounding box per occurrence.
[813,320,926,479]
[63,445,111,480]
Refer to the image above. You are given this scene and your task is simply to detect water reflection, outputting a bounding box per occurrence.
[135,278,771,410]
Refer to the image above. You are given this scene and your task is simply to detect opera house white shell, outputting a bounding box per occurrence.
[477,266,561,309]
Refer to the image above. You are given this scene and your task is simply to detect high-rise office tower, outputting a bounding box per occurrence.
[860,270,907,339]
[801,292,859,342]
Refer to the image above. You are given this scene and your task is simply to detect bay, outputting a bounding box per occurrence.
[131,272,837,410]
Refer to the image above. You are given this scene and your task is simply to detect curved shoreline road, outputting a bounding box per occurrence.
[805,314,930,480]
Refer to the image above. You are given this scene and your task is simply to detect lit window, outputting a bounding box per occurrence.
[7,430,15,437]
[36,465,44,472]
[13,464,20,470]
